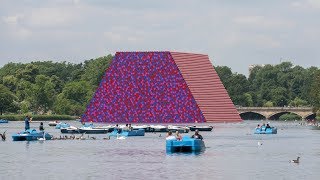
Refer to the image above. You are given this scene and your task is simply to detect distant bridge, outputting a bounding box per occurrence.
[236,107,316,120]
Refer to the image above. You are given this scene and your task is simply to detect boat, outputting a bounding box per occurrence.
[254,126,277,134]
[12,129,52,141]
[188,125,213,131]
[166,135,205,152]
[148,125,167,132]
[131,125,150,132]
[48,121,59,126]
[167,125,189,133]
[60,126,80,134]
[78,126,109,134]
[55,123,70,129]
[0,119,8,123]
[94,125,114,132]
[109,129,145,137]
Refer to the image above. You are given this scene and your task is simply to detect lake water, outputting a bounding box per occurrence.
[0,121,319,180]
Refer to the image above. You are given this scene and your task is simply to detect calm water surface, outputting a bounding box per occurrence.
[0,121,319,180]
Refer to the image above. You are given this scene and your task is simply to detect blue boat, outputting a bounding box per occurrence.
[12,129,53,141]
[254,126,277,134]
[55,123,70,129]
[0,119,8,123]
[166,136,205,152]
[109,129,145,137]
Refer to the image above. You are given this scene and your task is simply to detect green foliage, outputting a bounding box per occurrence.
[279,113,302,120]
[0,55,112,116]
[289,97,308,107]
[263,101,274,107]
[310,70,320,111]
[0,115,74,121]
[0,84,18,115]
[215,66,249,106]
[53,81,93,115]
[81,55,113,87]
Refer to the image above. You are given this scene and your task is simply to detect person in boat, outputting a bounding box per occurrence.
[166,131,176,140]
[39,122,44,131]
[256,124,261,129]
[175,131,182,141]
[24,115,31,131]
[115,124,121,134]
[191,130,203,140]
[123,124,129,131]
[128,124,133,131]
[266,124,271,130]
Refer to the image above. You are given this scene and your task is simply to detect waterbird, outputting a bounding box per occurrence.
[103,136,110,140]
[290,157,300,163]
[90,137,96,140]
[258,141,263,146]
[0,130,6,141]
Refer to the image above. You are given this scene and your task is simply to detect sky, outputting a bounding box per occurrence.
[0,0,320,76]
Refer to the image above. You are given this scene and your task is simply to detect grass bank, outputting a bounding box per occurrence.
[0,115,76,121]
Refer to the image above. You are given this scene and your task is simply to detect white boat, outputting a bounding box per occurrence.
[167,125,189,133]
[48,121,59,126]
[149,125,168,132]
[78,126,109,134]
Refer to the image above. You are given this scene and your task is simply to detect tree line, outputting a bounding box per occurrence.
[0,57,319,119]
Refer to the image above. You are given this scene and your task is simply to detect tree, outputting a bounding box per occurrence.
[2,75,18,92]
[31,75,56,113]
[263,101,274,107]
[53,81,93,115]
[289,97,308,107]
[310,70,320,118]
[81,55,113,87]
[0,84,18,115]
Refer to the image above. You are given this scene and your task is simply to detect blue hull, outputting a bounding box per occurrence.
[166,136,205,152]
[12,129,52,141]
[0,119,8,123]
[55,123,70,129]
[109,129,145,137]
[254,127,277,134]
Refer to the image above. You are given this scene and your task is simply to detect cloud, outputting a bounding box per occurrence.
[233,15,294,29]
[2,14,24,25]
[291,0,320,9]
[27,7,78,27]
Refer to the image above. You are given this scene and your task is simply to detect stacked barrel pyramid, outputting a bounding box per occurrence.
[82,51,241,123]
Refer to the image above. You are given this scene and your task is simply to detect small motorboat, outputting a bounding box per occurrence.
[168,125,189,133]
[188,125,213,131]
[78,127,109,134]
[48,121,59,126]
[55,123,70,129]
[12,129,52,141]
[149,125,168,132]
[254,127,277,134]
[109,129,145,137]
[166,135,205,152]
[0,119,9,123]
[60,126,80,134]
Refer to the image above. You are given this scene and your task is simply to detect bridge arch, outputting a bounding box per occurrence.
[239,111,266,120]
[268,111,302,120]
[304,113,316,120]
